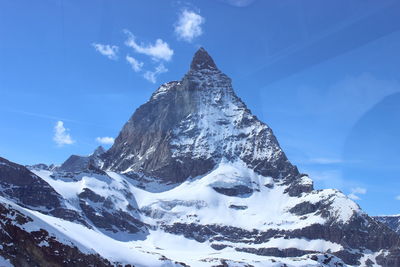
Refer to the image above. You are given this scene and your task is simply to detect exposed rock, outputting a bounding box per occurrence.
[0,157,61,210]
[58,146,105,173]
[103,48,299,186]
[228,204,248,210]
[374,215,400,234]
[0,201,112,267]
[213,185,253,197]
[78,187,146,235]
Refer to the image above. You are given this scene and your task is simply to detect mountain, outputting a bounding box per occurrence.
[1,48,400,266]
[103,48,299,188]
[58,146,106,173]
[375,215,400,234]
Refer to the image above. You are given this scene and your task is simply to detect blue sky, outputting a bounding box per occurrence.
[1,0,399,215]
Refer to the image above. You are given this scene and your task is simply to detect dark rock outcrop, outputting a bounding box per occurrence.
[0,157,62,210]
[78,188,146,235]
[374,215,400,234]
[0,201,112,267]
[59,146,105,173]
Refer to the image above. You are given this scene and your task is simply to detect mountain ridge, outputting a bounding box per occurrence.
[0,48,399,266]
[103,47,300,189]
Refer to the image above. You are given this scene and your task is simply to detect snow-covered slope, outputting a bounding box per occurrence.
[26,160,398,266]
[24,167,352,267]
[0,191,352,267]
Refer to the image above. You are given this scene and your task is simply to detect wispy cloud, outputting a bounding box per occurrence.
[395,195,400,201]
[218,0,256,7]
[124,30,173,62]
[53,121,74,146]
[304,158,344,164]
[174,9,205,42]
[96,136,114,145]
[92,43,119,60]
[348,187,367,200]
[143,63,168,83]
[126,55,144,72]
[4,108,77,123]
[307,169,345,189]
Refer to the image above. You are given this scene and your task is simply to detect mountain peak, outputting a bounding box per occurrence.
[92,146,105,157]
[190,47,217,71]
[104,47,299,185]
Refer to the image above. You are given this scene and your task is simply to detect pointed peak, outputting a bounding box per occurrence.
[92,146,105,157]
[190,47,217,71]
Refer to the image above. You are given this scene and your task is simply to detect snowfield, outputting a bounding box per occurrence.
[27,160,364,266]
[0,196,350,267]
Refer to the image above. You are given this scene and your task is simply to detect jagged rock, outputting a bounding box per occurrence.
[0,157,61,210]
[103,47,299,185]
[213,185,253,196]
[0,201,112,267]
[58,146,105,173]
[374,215,400,234]
[78,188,146,235]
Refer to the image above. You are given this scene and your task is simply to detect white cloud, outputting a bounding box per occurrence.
[96,136,114,145]
[395,195,400,201]
[347,193,360,200]
[348,187,367,200]
[143,63,168,83]
[124,30,173,61]
[92,43,119,60]
[126,55,144,72]
[53,121,74,146]
[174,9,205,42]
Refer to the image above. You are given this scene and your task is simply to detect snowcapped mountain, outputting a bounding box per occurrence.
[103,48,298,187]
[1,48,400,266]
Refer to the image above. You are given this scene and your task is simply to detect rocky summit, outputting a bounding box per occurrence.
[1,48,400,267]
[103,47,298,187]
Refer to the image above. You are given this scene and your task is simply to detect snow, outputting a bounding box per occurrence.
[0,196,351,267]
[123,160,360,232]
[169,67,284,167]
[32,170,135,213]
[27,159,366,266]
[0,255,13,267]
[358,250,382,267]
[32,159,362,236]
[298,175,313,186]
[214,237,344,253]
[151,81,180,100]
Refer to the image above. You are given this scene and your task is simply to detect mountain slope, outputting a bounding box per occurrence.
[58,146,106,172]
[1,48,400,266]
[103,48,299,187]
[374,215,400,234]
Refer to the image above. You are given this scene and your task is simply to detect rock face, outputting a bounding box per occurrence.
[103,48,299,186]
[59,146,105,172]
[375,215,400,234]
[0,157,61,210]
[0,201,112,267]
